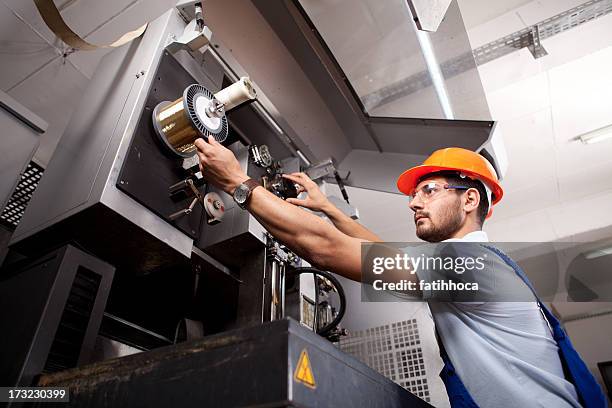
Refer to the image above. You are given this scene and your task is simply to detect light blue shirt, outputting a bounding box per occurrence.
[427,231,581,407]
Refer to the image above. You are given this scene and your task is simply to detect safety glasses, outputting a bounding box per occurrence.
[407,182,469,203]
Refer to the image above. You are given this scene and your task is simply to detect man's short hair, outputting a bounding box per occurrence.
[419,170,489,225]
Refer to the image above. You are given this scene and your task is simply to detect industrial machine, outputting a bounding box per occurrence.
[0,1,506,406]
[0,2,357,400]
[0,91,47,265]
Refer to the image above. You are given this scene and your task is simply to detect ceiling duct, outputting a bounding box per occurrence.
[252,0,498,193]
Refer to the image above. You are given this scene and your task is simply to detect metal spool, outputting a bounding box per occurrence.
[152,84,228,158]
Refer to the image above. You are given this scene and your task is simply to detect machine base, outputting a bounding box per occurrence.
[36,318,432,407]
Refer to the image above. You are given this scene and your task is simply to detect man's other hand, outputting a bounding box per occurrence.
[194,136,249,194]
[282,172,331,212]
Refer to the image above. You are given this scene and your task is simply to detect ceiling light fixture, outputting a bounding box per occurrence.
[578,124,612,145]
[407,7,455,120]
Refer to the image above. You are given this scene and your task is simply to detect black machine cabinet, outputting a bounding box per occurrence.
[36,318,432,408]
[116,50,295,244]
[0,245,114,387]
[116,51,213,240]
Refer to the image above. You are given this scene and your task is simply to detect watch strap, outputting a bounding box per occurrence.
[236,178,261,209]
[243,178,261,193]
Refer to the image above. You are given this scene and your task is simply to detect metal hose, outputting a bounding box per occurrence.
[289,267,346,337]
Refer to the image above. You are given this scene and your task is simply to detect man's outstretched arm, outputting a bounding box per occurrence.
[194,137,363,281]
[282,172,382,242]
[247,187,363,280]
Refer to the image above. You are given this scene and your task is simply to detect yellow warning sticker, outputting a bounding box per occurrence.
[294,348,316,389]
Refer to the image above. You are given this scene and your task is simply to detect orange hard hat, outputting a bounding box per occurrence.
[397,147,503,215]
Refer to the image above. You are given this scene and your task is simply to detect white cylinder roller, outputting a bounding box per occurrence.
[214,77,257,111]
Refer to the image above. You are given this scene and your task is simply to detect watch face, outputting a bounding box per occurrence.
[234,183,250,204]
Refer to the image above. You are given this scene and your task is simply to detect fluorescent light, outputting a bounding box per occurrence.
[583,245,612,260]
[410,18,455,119]
[578,124,612,144]
[296,150,311,166]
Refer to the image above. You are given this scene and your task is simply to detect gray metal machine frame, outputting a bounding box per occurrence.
[11,10,194,259]
[9,9,302,274]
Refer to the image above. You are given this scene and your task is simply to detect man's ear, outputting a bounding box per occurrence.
[463,188,480,213]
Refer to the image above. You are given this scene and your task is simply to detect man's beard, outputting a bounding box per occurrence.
[415,201,463,243]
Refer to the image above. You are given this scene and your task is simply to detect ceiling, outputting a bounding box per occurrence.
[458,0,533,29]
[456,0,612,244]
[0,0,177,164]
[252,0,496,194]
[295,0,492,121]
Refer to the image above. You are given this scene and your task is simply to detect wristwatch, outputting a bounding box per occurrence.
[233,178,261,209]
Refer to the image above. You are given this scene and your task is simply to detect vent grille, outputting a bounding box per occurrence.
[1,161,44,229]
[338,318,430,403]
[43,267,101,373]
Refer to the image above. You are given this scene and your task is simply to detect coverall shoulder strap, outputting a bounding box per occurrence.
[482,244,608,408]
[436,329,480,407]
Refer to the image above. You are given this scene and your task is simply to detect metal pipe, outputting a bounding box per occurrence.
[279,262,286,319]
[268,259,287,321]
[270,260,279,320]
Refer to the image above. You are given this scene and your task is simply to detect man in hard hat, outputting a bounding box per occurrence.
[194,137,605,408]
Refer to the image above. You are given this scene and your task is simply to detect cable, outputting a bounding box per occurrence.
[288,267,346,337]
